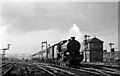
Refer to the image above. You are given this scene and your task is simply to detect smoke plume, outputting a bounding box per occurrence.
[68,24,83,42]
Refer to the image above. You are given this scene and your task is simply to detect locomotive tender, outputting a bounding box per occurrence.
[33,37,84,67]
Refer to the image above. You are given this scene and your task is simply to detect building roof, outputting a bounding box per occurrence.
[88,37,104,43]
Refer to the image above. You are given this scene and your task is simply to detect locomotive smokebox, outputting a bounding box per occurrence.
[71,37,75,40]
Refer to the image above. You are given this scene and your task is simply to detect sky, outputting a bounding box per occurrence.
[0,1,118,58]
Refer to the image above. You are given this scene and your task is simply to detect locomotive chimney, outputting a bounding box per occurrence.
[71,37,75,40]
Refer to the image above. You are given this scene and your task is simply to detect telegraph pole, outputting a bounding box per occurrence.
[42,41,48,59]
[84,34,90,62]
[109,43,114,60]
[109,43,114,50]
[1,44,11,61]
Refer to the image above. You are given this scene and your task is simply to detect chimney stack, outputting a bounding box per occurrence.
[71,37,75,40]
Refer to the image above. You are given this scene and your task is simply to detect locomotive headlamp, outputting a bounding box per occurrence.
[66,52,69,55]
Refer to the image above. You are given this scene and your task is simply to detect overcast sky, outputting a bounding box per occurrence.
[0,2,118,58]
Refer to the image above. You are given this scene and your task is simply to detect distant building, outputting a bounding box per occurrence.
[84,37,104,62]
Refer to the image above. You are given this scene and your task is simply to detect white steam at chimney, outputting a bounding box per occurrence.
[68,24,83,42]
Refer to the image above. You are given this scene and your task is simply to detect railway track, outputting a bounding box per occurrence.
[36,64,79,76]
[22,62,76,76]
[1,61,119,76]
[0,63,13,76]
[35,62,120,76]
[80,63,120,76]
[21,62,57,76]
[1,62,72,76]
[34,63,102,76]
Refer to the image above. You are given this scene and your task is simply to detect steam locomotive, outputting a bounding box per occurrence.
[57,37,83,67]
[32,37,84,67]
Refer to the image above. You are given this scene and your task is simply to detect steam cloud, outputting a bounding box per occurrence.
[68,24,83,42]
